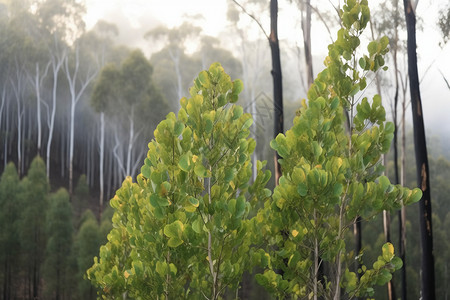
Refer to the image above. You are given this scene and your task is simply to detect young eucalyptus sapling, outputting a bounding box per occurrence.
[88,63,271,299]
[252,0,422,299]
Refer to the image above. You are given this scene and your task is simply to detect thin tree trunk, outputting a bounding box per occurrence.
[403,1,435,299]
[400,71,408,300]
[64,46,98,197]
[301,0,314,87]
[99,112,105,216]
[269,0,283,186]
[47,52,65,179]
[126,106,135,177]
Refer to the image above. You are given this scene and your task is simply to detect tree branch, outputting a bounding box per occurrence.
[231,0,269,40]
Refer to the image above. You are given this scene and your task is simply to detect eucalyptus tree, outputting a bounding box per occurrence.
[146,22,201,109]
[93,50,167,182]
[34,0,85,179]
[3,23,34,175]
[63,38,98,197]
[117,50,157,177]
[88,63,271,299]
[91,63,118,216]
[255,1,422,299]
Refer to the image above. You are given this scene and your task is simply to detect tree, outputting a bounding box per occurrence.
[232,0,284,186]
[0,163,22,299]
[88,63,271,299]
[255,1,422,298]
[91,63,119,217]
[43,188,73,300]
[73,174,89,219]
[63,40,98,198]
[19,156,49,299]
[403,0,435,298]
[74,210,102,300]
[111,50,167,178]
[145,22,201,108]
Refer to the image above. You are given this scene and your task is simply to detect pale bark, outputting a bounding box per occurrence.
[64,45,98,197]
[10,65,26,176]
[99,112,105,216]
[46,49,66,179]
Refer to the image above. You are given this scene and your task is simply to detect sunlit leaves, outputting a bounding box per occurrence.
[88,63,270,299]
[256,0,420,298]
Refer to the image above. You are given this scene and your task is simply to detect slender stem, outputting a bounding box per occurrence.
[314,209,318,300]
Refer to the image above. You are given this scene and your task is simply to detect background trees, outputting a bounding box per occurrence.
[0,0,448,298]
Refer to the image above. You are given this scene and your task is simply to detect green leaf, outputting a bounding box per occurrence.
[233,79,244,95]
[174,121,184,136]
[297,183,308,197]
[167,237,183,248]
[164,221,184,247]
[235,196,246,218]
[368,41,378,56]
[169,263,177,275]
[378,175,391,193]
[178,153,191,172]
[333,183,343,196]
[382,242,394,262]
[189,197,199,208]
[194,163,208,177]
[164,220,184,239]
[205,119,213,134]
[141,165,151,179]
[359,57,366,69]
[224,168,235,182]
[407,188,422,204]
[232,106,243,120]
[198,70,210,87]
[156,261,167,277]
[242,118,253,130]
[192,219,201,234]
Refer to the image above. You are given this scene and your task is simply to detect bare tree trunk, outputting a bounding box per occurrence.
[126,106,135,177]
[400,72,408,300]
[99,112,105,216]
[269,0,283,186]
[64,47,98,198]
[47,50,65,179]
[301,0,314,87]
[403,1,435,299]
[10,67,26,176]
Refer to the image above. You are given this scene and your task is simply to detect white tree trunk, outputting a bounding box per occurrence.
[64,45,98,197]
[46,50,66,179]
[126,106,135,176]
[10,68,26,176]
[99,112,105,216]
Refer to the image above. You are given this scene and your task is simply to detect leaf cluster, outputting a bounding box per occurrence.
[253,0,421,298]
[88,63,271,299]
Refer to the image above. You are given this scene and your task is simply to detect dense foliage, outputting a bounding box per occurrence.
[0,157,111,299]
[87,63,271,299]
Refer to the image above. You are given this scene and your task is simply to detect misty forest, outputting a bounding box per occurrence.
[0,0,449,299]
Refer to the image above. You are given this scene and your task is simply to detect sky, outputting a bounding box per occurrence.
[83,0,450,144]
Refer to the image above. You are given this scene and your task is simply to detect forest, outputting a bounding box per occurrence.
[0,0,449,299]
